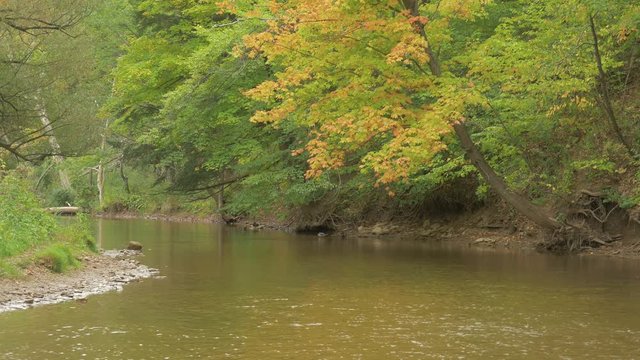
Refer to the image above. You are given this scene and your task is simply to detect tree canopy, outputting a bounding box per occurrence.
[1,0,639,245]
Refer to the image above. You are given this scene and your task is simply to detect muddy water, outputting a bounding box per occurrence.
[1,219,640,359]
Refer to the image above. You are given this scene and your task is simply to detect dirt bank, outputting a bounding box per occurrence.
[0,250,158,313]
[97,209,640,259]
[347,205,640,259]
[95,212,218,223]
[97,212,294,231]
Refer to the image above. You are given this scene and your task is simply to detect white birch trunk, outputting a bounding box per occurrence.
[97,119,109,208]
[36,99,71,190]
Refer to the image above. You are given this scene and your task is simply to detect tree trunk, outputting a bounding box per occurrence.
[37,99,71,190]
[207,185,225,223]
[216,171,226,212]
[453,122,560,229]
[404,0,561,230]
[589,14,636,158]
[97,119,109,208]
[217,186,224,212]
[119,157,130,194]
[0,132,19,162]
[97,164,105,208]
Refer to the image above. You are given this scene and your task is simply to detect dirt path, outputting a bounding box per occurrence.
[0,250,158,313]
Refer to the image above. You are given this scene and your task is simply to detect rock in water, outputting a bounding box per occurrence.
[371,223,390,236]
[127,241,143,251]
[472,238,496,246]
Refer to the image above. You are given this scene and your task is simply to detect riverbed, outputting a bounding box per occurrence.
[1,218,639,359]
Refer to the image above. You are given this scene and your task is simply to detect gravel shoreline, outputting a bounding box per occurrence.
[0,250,158,313]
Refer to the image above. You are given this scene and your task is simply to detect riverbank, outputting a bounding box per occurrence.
[96,211,293,231]
[96,209,640,259]
[354,220,640,259]
[0,250,158,313]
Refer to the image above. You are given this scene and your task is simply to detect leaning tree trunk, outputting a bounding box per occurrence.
[402,0,562,231]
[119,156,130,194]
[589,14,637,159]
[452,122,560,229]
[37,98,71,190]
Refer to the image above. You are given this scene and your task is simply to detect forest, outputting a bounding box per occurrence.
[1,0,640,260]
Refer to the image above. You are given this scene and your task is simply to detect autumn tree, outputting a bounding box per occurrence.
[100,0,639,234]
[235,0,567,229]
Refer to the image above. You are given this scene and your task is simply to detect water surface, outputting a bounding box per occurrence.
[1,219,639,359]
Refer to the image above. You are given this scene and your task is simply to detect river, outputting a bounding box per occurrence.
[1,218,640,359]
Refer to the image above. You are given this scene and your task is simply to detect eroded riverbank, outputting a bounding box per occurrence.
[97,210,640,259]
[0,250,158,313]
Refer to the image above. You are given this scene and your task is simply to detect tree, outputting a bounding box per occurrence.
[0,0,98,165]
[237,0,565,229]
[106,0,278,214]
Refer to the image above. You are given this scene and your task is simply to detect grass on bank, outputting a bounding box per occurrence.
[0,173,97,278]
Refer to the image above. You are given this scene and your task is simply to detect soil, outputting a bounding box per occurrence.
[0,250,158,313]
[342,204,640,260]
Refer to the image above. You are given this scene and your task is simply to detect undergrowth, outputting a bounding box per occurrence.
[0,260,20,278]
[36,243,80,273]
[0,172,97,277]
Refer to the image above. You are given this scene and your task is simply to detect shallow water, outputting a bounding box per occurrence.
[1,219,640,359]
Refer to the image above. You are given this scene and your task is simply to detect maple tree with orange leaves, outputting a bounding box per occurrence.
[236,0,567,229]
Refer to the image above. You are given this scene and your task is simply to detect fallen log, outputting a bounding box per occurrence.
[45,207,80,215]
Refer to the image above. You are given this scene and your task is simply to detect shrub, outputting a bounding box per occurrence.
[123,194,145,212]
[0,260,20,278]
[0,174,57,258]
[61,213,98,253]
[49,188,76,207]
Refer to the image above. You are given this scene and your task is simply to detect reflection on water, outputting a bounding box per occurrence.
[1,219,640,359]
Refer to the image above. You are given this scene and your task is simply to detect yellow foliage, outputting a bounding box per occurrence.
[238,0,490,183]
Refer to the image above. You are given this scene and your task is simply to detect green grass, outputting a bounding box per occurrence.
[0,175,56,258]
[0,173,97,277]
[0,260,20,278]
[36,243,80,273]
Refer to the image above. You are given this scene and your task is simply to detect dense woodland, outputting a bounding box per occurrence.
[1,0,639,251]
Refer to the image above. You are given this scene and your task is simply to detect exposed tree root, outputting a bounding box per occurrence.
[541,224,612,253]
[541,191,625,253]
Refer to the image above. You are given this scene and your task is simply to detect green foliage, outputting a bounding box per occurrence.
[0,260,20,278]
[123,194,146,212]
[36,243,80,273]
[0,174,57,258]
[49,188,77,207]
[571,159,618,174]
[285,175,337,206]
[2,0,636,233]
[96,0,640,226]
[0,171,97,277]
[57,214,98,253]
[604,190,640,210]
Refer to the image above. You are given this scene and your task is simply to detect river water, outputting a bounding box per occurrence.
[1,219,640,359]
